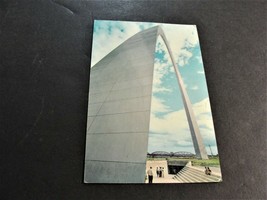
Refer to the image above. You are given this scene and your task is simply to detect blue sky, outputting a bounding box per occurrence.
[91,20,219,155]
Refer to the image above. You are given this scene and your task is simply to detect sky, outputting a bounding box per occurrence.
[91,20,219,155]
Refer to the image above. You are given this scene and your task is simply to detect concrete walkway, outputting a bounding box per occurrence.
[145,160,178,183]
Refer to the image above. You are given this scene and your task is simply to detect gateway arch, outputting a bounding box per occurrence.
[84,26,208,183]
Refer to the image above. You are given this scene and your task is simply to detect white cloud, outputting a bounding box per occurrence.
[153,58,170,85]
[161,24,199,66]
[91,21,200,67]
[193,98,216,131]
[190,85,199,90]
[148,98,218,153]
[177,49,193,66]
[153,87,172,93]
[197,70,205,74]
[91,21,157,66]
[151,96,171,114]
[195,55,203,64]
[152,38,174,94]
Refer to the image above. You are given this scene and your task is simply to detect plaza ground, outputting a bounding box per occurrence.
[145,158,221,183]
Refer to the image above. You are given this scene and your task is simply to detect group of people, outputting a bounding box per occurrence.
[156,167,165,178]
[205,166,212,175]
[146,166,165,184]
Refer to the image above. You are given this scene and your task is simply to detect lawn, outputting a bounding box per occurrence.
[147,157,220,167]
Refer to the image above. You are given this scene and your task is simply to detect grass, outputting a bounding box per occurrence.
[147,157,220,167]
[191,158,220,167]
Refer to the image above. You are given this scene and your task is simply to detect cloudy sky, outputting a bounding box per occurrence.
[91,20,219,155]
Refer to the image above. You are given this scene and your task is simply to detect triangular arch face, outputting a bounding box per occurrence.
[84,23,214,183]
[85,26,159,183]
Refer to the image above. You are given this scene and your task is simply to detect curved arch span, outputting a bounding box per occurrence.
[155,26,208,160]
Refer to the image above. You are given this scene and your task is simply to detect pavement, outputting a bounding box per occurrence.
[145,160,178,183]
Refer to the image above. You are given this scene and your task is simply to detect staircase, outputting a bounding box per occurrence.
[173,163,222,183]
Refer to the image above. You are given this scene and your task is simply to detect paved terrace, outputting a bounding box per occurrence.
[145,160,178,183]
[145,160,222,184]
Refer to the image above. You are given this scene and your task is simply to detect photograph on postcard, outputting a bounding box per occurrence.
[84,20,222,184]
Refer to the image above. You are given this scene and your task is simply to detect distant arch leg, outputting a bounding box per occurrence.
[156,27,208,159]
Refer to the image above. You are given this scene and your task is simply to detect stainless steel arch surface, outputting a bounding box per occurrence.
[157,27,208,160]
[84,26,159,183]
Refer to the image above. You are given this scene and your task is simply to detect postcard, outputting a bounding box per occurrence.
[84,20,222,184]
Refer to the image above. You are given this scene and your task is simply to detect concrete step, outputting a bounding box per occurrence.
[180,167,220,182]
[181,166,221,179]
[182,170,219,182]
[181,171,211,182]
[188,166,222,178]
[175,166,221,183]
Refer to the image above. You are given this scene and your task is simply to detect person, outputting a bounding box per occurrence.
[205,167,212,175]
[147,167,153,184]
[205,167,208,175]
[207,167,212,175]
[159,167,162,177]
[156,167,159,177]
[162,167,164,178]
